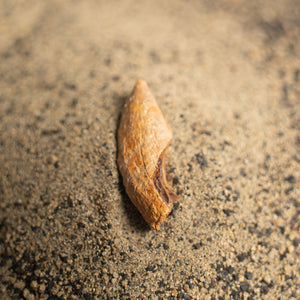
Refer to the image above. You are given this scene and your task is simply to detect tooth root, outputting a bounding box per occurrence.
[117,80,178,230]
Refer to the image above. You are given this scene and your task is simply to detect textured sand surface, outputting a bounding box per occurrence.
[0,0,299,299]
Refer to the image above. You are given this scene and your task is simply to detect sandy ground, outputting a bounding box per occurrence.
[0,0,300,299]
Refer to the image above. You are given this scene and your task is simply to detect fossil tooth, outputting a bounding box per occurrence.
[117,80,178,230]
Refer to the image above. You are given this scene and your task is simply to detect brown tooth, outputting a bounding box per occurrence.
[117,80,178,230]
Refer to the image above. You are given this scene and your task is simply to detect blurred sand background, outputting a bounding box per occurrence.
[0,0,299,299]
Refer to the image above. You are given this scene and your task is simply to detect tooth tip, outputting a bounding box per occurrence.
[135,79,148,89]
